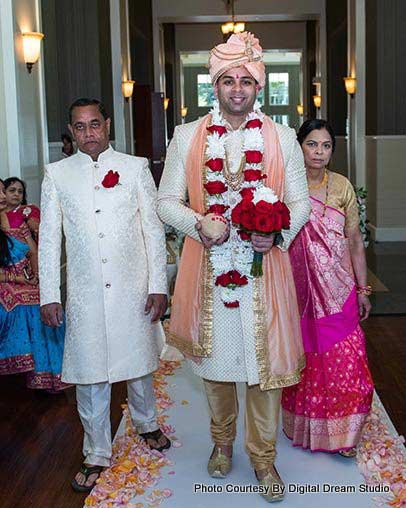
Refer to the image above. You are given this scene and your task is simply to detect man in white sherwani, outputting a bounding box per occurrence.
[39,98,170,492]
[158,33,310,503]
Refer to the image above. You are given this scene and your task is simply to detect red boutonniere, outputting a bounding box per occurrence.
[102,170,120,188]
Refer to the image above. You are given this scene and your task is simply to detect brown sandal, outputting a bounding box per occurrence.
[139,428,171,452]
[71,463,103,493]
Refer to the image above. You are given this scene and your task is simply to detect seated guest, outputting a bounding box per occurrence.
[282,119,374,457]
[3,177,40,243]
[0,179,66,392]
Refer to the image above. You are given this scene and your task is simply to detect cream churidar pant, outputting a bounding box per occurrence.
[76,373,158,467]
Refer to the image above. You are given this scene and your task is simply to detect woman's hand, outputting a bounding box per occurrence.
[358,294,371,321]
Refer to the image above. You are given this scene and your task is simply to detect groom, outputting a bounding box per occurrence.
[158,32,310,502]
[39,98,170,492]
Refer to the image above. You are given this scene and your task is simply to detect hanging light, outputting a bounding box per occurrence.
[296,104,304,115]
[163,97,170,110]
[220,1,245,36]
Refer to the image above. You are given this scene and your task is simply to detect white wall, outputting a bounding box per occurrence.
[0,0,48,203]
[366,136,406,241]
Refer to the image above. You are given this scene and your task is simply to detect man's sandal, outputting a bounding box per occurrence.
[71,464,104,493]
[139,429,171,452]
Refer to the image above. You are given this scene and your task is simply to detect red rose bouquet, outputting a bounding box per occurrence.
[231,186,290,276]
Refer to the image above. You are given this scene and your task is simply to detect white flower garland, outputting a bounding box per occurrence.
[204,100,266,306]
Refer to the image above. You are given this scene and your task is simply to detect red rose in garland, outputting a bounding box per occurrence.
[229,270,248,286]
[206,158,224,172]
[207,125,227,136]
[224,301,239,308]
[245,150,263,164]
[244,169,266,182]
[240,188,255,200]
[102,170,120,188]
[246,119,263,129]
[204,181,228,195]
[207,204,229,215]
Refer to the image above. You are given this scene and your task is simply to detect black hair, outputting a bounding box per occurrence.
[61,132,73,143]
[4,177,27,206]
[68,98,109,124]
[297,119,336,152]
[0,179,13,268]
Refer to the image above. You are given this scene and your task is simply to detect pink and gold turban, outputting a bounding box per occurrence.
[209,32,266,88]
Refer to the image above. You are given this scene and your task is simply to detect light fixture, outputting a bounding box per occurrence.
[221,0,245,35]
[22,32,44,73]
[296,104,304,116]
[313,95,321,108]
[180,107,188,118]
[344,76,356,96]
[164,98,170,110]
[121,80,135,102]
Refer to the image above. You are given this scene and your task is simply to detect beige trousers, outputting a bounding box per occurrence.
[203,379,282,471]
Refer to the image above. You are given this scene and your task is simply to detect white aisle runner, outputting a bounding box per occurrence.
[87,362,400,507]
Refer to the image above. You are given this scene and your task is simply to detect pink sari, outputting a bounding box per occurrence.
[282,197,374,452]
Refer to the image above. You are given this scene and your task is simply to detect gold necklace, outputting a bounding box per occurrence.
[223,154,245,191]
[308,170,328,190]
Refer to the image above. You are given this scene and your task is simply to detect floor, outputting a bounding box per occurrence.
[0,241,405,507]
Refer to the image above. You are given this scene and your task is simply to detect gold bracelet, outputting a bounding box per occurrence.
[356,285,372,296]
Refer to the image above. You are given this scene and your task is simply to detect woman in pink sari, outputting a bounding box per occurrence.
[282,119,374,457]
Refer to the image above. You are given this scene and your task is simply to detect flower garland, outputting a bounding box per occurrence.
[203,100,268,307]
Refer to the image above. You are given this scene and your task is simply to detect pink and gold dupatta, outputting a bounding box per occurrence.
[168,116,304,389]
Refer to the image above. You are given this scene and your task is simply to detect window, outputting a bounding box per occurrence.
[197,74,215,107]
[256,87,265,107]
[271,115,289,126]
[269,73,289,105]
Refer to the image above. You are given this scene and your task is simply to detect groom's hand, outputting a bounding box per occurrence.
[40,303,63,327]
[195,221,230,248]
[144,294,168,322]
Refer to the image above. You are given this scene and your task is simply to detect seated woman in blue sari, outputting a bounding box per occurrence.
[0,179,66,391]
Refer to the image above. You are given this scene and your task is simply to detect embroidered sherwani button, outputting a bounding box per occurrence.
[94,185,100,190]
[98,232,105,238]
[105,283,111,288]
[95,163,99,168]
[102,258,108,263]
[95,209,101,213]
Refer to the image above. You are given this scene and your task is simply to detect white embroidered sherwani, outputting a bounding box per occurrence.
[158,119,310,384]
[39,146,167,384]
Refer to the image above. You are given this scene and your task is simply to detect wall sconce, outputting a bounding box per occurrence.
[22,32,44,73]
[313,95,321,108]
[121,80,135,102]
[164,98,170,110]
[296,104,304,116]
[180,107,188,118]
[344,76,356,96]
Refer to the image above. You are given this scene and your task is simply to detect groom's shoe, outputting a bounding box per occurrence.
[255,466,285,503]
[207,446,232,478]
